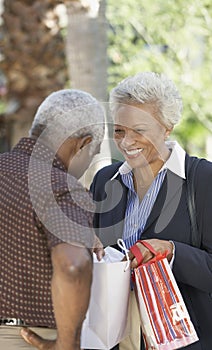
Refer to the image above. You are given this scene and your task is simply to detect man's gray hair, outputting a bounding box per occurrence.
[29,89,105,152]
[109,72,183,129]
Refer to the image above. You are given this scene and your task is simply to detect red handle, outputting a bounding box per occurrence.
[130,244,143,266]
[137,240,158,256]
[130,240,159,266]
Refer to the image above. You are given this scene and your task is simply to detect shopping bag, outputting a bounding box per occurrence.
[81,244,131,350]
[131,240,199,350]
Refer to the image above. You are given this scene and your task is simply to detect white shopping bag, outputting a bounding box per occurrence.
[81,246,131,350]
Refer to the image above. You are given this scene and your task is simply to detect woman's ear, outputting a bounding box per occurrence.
[165,128,173,140]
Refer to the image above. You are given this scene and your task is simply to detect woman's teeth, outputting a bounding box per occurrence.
[125,148,143,155]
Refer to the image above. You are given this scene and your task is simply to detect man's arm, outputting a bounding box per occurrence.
[21,242,93,350]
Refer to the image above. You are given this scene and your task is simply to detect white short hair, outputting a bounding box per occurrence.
[109,72,183,129]
[29,89,105,151]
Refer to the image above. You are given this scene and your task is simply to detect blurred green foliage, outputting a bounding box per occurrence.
[107,0,212,156]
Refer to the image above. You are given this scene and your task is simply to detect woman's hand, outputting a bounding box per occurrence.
[128,238,174,268]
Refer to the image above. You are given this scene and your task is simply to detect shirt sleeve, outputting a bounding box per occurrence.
[169,240,175,269]
[33,185,96,250]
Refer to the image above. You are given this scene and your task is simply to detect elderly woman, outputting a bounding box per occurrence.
[0,89,105,350]
[90,72,212,350]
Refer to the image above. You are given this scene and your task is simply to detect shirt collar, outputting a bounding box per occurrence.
[110,140,186,181]
[161,141,186,179]
[13,137,67,172]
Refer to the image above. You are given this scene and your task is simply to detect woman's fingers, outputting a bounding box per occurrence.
[20,328,55,349]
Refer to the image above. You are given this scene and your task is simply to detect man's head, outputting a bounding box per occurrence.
[29,89,105,178]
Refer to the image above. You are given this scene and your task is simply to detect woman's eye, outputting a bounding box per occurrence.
[114,129,125,138]
[114,129,124,134]
[135,129,145,134]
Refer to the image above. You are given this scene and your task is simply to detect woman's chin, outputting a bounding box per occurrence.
[123,153,148,168]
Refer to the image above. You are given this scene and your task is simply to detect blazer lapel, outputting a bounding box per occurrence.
[97,174,128,247]
[143,170,185,233]
[110,174,128,227]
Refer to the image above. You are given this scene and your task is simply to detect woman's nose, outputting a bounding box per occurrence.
[120,131,135,148]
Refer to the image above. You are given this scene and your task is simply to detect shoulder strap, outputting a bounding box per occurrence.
[186,157,202,248]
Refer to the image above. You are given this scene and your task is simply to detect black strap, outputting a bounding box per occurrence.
[186,157,201,248]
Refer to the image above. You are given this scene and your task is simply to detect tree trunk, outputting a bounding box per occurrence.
[66,0,108,101]
[66,0,112,187]
[1,0,69,147]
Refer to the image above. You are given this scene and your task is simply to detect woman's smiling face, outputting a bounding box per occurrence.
[113,103,171,170]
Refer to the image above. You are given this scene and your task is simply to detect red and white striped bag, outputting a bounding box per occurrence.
[131,241,199,350]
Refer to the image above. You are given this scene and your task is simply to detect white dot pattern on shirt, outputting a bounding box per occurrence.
[0,138,95,327]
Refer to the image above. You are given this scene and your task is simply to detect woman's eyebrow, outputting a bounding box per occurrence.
[132,123,148,127]
[114,124,148,128]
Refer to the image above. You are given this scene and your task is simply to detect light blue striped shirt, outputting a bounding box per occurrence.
[111,141,186,250]
[122,170,166,249]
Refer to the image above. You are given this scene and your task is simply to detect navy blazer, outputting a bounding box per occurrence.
[90,154,212,350]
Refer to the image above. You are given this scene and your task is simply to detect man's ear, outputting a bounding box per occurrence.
[78,135,93,150]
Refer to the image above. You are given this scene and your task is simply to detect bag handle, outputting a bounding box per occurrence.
[137,240,158,255]
[130,244,143,266]
[186,157,202,248]
[130,240,167,266]
[130,240,157,265]
[117,238,130,271]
